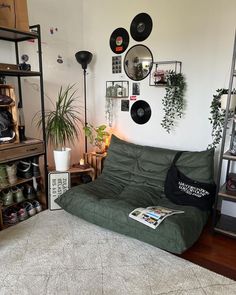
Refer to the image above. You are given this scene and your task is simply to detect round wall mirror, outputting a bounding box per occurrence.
[124,45,153,81]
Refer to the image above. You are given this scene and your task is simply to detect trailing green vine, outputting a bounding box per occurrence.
[208,88,234,149]
[161,71,186,133]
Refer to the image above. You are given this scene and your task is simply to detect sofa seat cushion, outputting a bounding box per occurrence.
[56,179,208,254]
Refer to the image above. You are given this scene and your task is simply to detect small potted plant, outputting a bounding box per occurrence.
[161,71,186,133]
[83,124,109,154]
[208,88,236,149]
[35,84,83,171]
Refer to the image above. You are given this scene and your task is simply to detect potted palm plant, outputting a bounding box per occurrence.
[35,84,83,171]
[83,124,109,153]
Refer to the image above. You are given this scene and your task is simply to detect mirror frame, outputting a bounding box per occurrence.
[123,44,153,81]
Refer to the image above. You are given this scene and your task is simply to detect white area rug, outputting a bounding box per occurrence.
[0,210,235,295]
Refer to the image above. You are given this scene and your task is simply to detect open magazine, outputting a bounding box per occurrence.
[129,206,184,229]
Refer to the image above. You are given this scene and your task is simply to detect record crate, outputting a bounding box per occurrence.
[0,84,20,147]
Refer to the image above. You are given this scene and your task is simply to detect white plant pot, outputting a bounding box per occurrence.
[220,94,236,110]
[53,148,71,171]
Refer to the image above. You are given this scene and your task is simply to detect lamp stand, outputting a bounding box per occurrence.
[83,68,88,153]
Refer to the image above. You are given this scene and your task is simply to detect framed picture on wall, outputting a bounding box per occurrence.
[132,82,140,95]
[48,171,70,210]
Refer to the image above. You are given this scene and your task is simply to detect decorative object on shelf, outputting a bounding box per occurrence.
[130,100,152,125]
[124,44,153,81]
[149,61,182,86]
[18,54,31,71]
[161,71,186,133]
[121,100,129,112]
[110,27,129,54]
[34,84,83,172]
[0,84,19,144]
[208,89,235,149]
[48,171,70,210]
[106,81,129,98]
[83,124,110,154]
[75,50,93,153]
[112,56,122,73]
[130,13,153,42]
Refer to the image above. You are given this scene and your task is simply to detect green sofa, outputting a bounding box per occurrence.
[55,135,215,254]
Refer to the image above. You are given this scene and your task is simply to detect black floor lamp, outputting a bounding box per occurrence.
[75,51,93,153]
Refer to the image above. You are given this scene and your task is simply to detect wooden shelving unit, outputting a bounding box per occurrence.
[0,25,47,230]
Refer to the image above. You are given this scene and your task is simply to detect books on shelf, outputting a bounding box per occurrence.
[129,206,184,229]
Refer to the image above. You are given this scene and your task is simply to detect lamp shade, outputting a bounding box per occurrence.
[75,51,93,70]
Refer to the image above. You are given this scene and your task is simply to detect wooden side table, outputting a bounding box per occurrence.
[69,165,95,185]
[84,152,107,178]
[49,166,95,185]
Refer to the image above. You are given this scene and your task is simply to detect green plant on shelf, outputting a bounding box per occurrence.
[208,88,235,149]
[161,71,186,133]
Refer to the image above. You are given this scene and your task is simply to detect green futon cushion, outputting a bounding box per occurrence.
[55,135,214,254]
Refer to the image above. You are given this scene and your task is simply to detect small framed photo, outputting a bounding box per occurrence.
[132,82,140,95]
[112,56,122,74]
[149,61,182,87]
[48,171,70,210]
[121,99,129,111]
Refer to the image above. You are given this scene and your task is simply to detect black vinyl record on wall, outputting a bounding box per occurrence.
[130,13,153,42]
[110,27,129,54]
[130,100,151,124]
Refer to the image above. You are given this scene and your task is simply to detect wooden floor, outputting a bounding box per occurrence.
[179,220,236,281]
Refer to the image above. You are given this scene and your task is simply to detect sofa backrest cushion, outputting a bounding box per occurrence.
[102,135,214,195]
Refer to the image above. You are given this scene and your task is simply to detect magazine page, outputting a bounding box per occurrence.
[129,206,184,229]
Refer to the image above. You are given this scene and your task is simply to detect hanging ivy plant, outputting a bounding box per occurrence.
[161,71,186,133]
[208,88,234,149]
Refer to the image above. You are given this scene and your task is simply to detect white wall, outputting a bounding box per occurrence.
[4,0,234,158]
[83,0,236,151]
[23,0,85,166]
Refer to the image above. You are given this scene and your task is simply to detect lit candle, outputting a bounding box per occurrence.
[105,137,109,151]
[79,158,84,166]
